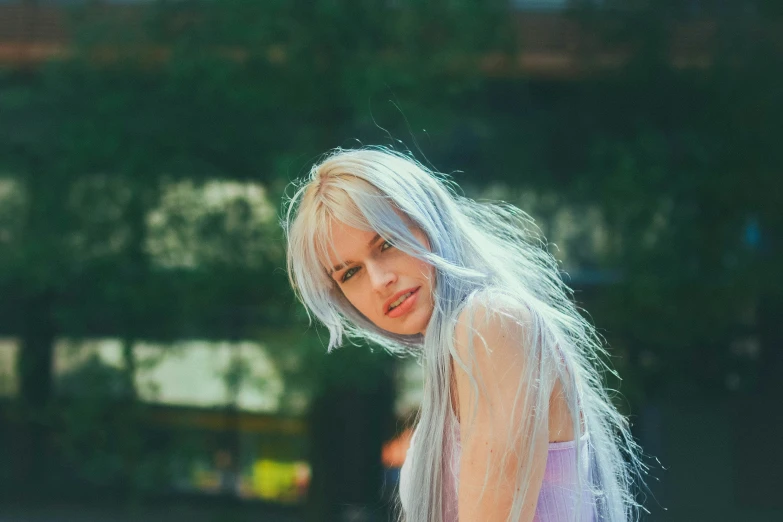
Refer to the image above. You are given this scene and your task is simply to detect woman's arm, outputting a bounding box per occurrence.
[452,302,549,522]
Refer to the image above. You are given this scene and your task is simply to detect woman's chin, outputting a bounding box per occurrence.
[384,316,430,337]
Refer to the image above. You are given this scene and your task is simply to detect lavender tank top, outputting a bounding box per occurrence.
[400,408,596,522]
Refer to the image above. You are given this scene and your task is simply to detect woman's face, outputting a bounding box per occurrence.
[322,219,435,336]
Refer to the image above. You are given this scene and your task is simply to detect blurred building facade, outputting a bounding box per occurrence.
[0,0,767,77]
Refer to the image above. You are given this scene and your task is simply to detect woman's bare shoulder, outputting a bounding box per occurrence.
[453,289,534,348]
[451,290,537,398]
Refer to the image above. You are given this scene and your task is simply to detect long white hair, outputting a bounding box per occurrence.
[282,147,645,522]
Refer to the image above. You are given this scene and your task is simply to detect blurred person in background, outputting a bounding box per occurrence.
[283,148,646,522]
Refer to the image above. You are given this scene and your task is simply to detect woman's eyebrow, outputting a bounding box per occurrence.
[329,233,382,275]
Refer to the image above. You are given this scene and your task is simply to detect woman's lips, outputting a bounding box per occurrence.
[386,287,420,319]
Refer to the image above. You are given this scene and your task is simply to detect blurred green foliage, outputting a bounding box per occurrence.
[0,0,780,517]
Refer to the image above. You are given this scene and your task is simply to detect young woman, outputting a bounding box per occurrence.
[283,148,644,522]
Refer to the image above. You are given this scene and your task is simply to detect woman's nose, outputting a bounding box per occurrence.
[366,261,396,292]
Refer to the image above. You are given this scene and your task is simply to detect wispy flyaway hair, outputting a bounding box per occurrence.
[282,147,645,522]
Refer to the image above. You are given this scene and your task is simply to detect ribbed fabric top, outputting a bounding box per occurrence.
[400,408,596,522]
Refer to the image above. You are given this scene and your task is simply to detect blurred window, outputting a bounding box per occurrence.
[53,338,288,413]
[145,180,275,270]
[0,338,19,397]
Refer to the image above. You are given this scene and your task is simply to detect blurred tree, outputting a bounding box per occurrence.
[0,0,513,508]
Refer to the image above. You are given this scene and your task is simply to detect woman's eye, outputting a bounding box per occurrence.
[381,240,393,251]
[341,267,359,282]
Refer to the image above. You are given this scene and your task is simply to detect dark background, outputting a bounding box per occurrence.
[0,1,781,521]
